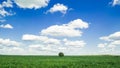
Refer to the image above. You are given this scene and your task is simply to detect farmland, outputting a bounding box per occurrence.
[0,55,120,68]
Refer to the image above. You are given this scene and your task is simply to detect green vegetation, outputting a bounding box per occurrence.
[0,55,120,68]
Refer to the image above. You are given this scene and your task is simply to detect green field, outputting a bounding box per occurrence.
[0,55,120,68]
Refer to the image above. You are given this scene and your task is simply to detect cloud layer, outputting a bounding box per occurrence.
[0,19,89,54]
[0,38,20,47]
[22,34,61,45]
[0,18,89,55]
[98,31,120,54]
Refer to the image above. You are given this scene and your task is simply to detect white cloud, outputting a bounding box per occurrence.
[47,3,68,14]
[108,32,120,40]
[0,18,89,55]
[21,31,87,55]
[22,34,60,45]
[98,43,107,48]
[44,38,60,45]
[2,0,13,8]
[28,44,60,53]
[29,44,42,48]
[108,44,116,48]
[14,0,50,9]
[100,36,111,41]
[29,44,46,51]
[0,38,20,47]
[41,25,82,37]
[0,0,14,17]
[29,44,52,51]
[100,31,120,41]
[110,40,120,45]
[112,0,120,6]
[0,38,24,55]
[0,24,13,29]
[22,34,48,41]
[63,39,86,47]
[41,19,89,37]
[22,33,87,54]
[58,47,67,50]
[0,8,13,17]
[98,31,120,53]
[0,46,25,55]
[68,18,89,29]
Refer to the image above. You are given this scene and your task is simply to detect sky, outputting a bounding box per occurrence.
[0,0,120,55]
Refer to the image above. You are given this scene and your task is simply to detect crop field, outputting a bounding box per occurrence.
[0,55,120,68]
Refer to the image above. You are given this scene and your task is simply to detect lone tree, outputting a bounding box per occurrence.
[58,52,64,57]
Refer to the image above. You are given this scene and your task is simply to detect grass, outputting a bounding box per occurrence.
[0,55,120,68]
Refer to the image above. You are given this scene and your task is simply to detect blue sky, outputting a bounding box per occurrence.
[0,0,120,55]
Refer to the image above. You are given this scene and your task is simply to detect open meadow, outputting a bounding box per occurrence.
[0,55,120,68]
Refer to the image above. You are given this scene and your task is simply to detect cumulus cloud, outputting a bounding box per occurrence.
[112,0,120,6]
[100,32,120,41]
[22,34,60,45]
[44,38,60,45]
[0,38,25,55]
[14,0,50,9]
[41,19,89,37]
[58,47,67,50]
[100,36,111,41]
[26,39,86,54]
[0,18,88,55]
[0,7,14,17]
[29,44,47,51]
[41,25,82,37]
[0,0,50,21]
[22,34,48,41]
[0,24,13,29]
[22,34,86,53]
[29,44,54,52]
[2,0,13,8]
[110,40,120,45]
[0,0,14,17]
[98,31,120,54]
[0,46,25,55]
[63,38,86,47]
[0,38,20,47]
[98,43,107,48]
[68,18,89,29]
[47,3,68,14]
